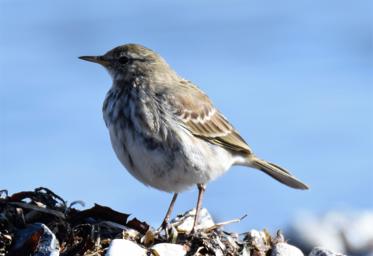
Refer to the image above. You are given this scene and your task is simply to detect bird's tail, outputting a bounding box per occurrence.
[247,156,309,190]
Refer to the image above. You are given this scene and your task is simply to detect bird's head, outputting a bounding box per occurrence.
[79,44,172,82]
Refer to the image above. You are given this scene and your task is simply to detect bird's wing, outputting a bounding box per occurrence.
[168,81,252,154]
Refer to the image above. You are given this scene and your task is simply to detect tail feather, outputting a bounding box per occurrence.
[249,157,309,190]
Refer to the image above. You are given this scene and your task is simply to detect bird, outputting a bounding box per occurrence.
[79,44,309,232]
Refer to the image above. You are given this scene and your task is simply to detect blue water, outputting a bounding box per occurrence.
[1,0,372,232]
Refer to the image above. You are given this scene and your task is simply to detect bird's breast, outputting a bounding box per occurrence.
[102,87,234,192]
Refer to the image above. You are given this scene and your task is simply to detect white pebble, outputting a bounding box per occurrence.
[151,243,186,256]
[271,242,304,256]
[105,239,146,256]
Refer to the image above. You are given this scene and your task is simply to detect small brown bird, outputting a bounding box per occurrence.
[79,44,308,232]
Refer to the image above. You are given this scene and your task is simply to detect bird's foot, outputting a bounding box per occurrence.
[155,221,172,240]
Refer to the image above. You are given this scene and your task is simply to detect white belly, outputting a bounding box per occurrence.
[108,124,235,192]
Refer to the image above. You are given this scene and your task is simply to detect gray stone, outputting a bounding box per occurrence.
[271,242,304,256]
[308,247,346,256]
[287,211,373,254]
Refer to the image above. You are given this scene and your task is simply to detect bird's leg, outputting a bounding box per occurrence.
[192,184,206,232]
[160,193,178,230]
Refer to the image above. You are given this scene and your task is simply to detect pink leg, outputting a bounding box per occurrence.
[160,193,178,229]
[192,184,206,232]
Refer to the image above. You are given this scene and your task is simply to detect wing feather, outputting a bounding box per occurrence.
[168,81,252,154]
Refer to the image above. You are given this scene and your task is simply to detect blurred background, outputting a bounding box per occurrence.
[1,0,372,253]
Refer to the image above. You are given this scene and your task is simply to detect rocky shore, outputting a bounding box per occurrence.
[0,188,356,255]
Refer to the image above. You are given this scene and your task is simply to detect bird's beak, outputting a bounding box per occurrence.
[78,55,110,66]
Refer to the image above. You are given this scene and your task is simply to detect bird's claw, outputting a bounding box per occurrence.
[155,221,171,239]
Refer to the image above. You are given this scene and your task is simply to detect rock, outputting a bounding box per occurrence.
[3,187,360,256]
[271,242,304,256]
[287,211,373,255]
[342,211,373,254]
[286,212,346,253]
[7,223,59,256]
[105,239,146,256]
[244,229,271,253]
[308,247,346,256]
[33,224,60,256]
[171,208,215,232]
[150,243,187,256]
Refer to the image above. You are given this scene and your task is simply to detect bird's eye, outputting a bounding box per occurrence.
[118,56,130,64]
